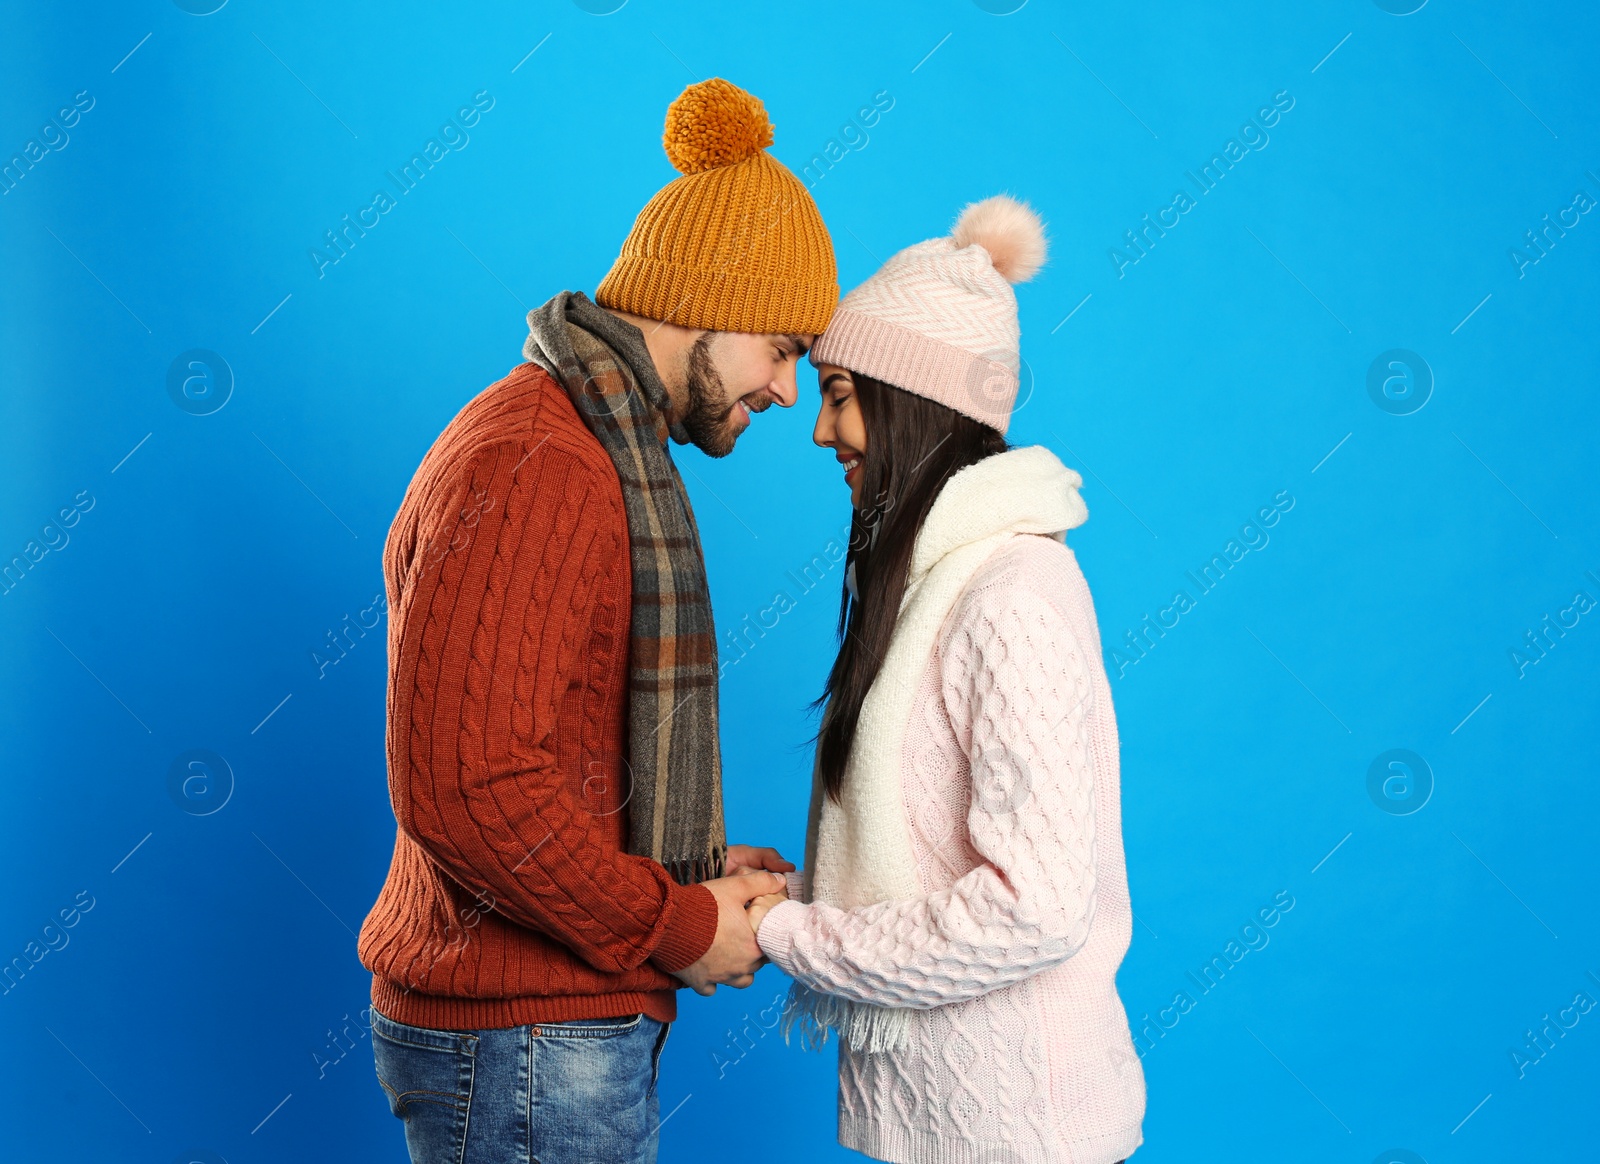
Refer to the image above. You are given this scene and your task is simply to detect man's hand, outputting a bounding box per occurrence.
[724,844,796,876]
[668,871,788,997]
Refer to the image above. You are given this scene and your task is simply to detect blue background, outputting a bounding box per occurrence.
[2,1,1597,1161]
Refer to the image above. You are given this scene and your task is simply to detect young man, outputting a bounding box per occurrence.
[356,78,837,1163]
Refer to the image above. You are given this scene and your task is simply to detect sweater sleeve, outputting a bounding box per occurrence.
[391,433,717,977]
[755,578,1098,1008]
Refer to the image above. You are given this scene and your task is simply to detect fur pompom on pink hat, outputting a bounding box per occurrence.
[811,194,1047,434]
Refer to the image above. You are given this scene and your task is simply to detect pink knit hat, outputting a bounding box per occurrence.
[811,194,1047,435]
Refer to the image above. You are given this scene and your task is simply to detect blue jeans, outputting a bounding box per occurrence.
[370,1005,671,1164]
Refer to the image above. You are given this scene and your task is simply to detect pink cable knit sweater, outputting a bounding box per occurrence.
[756,532,1146,1164]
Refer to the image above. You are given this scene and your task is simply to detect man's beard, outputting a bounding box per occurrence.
[678,333,743,458]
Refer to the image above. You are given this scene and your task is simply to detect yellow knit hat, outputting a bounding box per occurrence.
[595,78,838,336]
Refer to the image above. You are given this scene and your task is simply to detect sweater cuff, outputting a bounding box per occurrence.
[784,869,806,902]
[754,898,809,974]
[648,881,719,974]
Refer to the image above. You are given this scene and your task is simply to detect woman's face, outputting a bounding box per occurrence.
[812,363,869,508]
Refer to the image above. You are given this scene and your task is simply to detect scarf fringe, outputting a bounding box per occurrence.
[662,846,726,887]
[777,978,914,1054]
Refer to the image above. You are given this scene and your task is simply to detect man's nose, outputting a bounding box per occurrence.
[769,362,799,408]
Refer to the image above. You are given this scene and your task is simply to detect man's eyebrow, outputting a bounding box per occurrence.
[784,334,810,359]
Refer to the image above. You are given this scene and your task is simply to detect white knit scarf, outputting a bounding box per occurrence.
[781,445,1089,1054]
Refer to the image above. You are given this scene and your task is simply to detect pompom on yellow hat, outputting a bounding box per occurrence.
[595,78,838,336]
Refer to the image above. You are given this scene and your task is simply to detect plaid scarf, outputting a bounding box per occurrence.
[522,291,727,886]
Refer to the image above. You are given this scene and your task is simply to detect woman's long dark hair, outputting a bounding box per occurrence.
[810,371,1009,805]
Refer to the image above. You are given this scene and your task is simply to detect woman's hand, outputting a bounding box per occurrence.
[746,888,789,939]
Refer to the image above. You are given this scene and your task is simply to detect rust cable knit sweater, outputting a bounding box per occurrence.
[357,361,720,1030]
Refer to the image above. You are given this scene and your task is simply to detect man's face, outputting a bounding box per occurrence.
[677,331,813,458]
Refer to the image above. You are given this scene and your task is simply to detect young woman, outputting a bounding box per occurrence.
[748,196,1146,1163]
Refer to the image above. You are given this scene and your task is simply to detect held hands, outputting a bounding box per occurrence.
[728,843,794,952]
[667,845,794,998]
